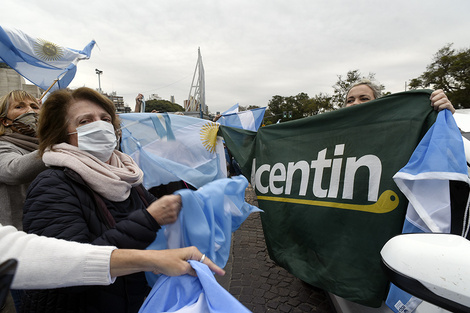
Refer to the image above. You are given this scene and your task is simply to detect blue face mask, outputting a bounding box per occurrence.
[69,120,117,162]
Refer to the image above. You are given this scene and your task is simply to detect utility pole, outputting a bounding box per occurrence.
[95,69,103,93]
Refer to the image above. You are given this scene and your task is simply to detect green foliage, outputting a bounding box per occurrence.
[266,92,334,124]
[246,105,260,110]
[408,44,470,108]
[144,99,184,112]
[0,63,11,69]
[236,105,260,111]
[263,69,391,123]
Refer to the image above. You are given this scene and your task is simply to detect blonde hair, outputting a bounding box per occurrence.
[0,90,39,136]
[344,79,383,106]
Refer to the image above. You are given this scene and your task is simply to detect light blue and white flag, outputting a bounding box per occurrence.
[145,175,262,286]
[0,25,95,91]
[139,260,251,313]
[386,109,470,313]
[119,113,227,189]
[217,107,266,131]
[221,103,239,115]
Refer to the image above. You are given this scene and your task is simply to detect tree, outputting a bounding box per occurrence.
[408,44,470,108]
[332,70,385,108]
[266,92,333,124]
[144,99,184,112]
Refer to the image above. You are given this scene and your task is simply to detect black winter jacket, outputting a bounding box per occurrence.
[21,167,161,313]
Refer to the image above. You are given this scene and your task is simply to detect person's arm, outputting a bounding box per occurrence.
[0,143,47,184]
[0,224,115,289]
[109,246,225,278]
[134,93,143,113]
[0,224,224,290]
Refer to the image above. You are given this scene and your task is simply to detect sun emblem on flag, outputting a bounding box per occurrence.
[200,122,220,153]
[34,38,64,61]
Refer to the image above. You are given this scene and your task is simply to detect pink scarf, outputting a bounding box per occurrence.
[43,143,144,202]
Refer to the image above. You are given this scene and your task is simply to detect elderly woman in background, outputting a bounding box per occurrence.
[21,87,182,313]
[344,79,455,113]
[0,90,47,231]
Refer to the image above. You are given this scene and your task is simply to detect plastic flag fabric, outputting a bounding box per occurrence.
[386,109,470,313]
[145,175,262,286]
[0,25,95,91]
[138,260,251,313]
[119,113,227,189]
[217,107,266,131]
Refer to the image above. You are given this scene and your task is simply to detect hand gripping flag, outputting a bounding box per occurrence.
[145,175,262,285]
[386,109,470,312]
[217,107,266,131]
[0,25,95,92]
[141,176,260,312]
[220,90,440,307]
[139,261,251,313]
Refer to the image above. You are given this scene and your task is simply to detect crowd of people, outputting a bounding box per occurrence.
[0,81,455,313]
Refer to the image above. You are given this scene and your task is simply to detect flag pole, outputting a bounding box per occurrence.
[39,79,59,101]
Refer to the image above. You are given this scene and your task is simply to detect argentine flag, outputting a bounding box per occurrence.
[145,175,261,285]
[221,103,239,115]
[0,25,95,92]
[119,113,227,190]
[386,109,470,313]
[217,107,266,131]
[139,260,250,313]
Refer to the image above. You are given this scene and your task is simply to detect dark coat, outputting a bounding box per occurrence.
[21,167,160,313]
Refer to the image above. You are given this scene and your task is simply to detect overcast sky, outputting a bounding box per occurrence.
[2,0,469,113]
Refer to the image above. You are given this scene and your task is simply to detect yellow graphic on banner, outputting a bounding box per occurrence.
[257,189,399,214]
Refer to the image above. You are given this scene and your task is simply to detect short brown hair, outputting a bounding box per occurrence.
[38,87,119,156]
[0,90,39,136]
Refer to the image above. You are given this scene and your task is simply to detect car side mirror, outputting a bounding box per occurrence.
[381,233,470,313]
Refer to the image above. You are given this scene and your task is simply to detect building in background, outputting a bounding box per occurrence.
[105,91,131,113]
[148,94,162,101]
[1,66,131,113]
[0,67,43,98]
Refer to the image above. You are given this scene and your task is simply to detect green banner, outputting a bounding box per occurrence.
[220,90,437,307]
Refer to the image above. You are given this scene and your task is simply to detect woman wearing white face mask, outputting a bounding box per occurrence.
[21,87,183,313]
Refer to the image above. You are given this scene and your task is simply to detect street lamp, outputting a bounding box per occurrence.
[95,69,103,93]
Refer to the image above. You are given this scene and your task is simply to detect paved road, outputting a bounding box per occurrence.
[218,186,336,313]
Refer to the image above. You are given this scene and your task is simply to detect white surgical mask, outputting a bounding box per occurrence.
[69,120,118,162]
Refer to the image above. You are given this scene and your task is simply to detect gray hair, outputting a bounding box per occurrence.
[344,79,383,106]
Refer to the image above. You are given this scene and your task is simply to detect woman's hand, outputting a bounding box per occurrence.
[109,246,225,278]
[146,195,182,225]
[145,246,225,277]
[430,89,455,114]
